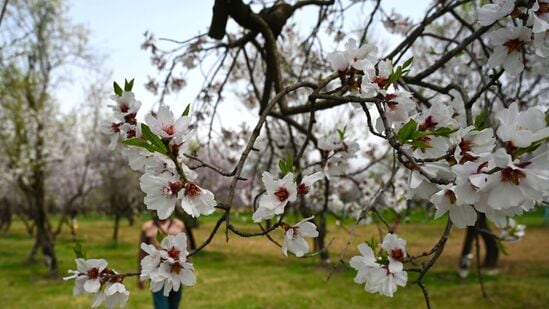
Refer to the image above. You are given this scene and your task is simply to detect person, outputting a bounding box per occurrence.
[137,216,187,309]
[458,213,499,278]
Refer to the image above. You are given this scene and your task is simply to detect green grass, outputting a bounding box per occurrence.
[0,209,548,308]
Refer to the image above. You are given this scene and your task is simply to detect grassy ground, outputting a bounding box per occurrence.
[0,209,548,309]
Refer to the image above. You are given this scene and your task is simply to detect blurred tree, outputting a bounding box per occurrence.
[0,0,91,274]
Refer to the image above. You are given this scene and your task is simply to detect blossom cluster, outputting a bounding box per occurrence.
[350,233,408,297]
[103,81,217,220]
[64,81,218,306]
[140,233,196,296]
[326,27,548,297]
[252,169,323,257]
[327,39,416,130]
[317,128,360,178]
[327,38,549,230]
[478,0,549,75]
[499,218,526,242]
[64,259,129,308]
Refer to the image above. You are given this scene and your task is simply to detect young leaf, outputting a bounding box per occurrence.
[387,66,402,88]
[124,78,135,92]
[402,56,414,69]
[429,127,458,137]
[366,237,378,252]
[182,103,191,117]
[287,155,293,172]
[141,123,168,154]
[73,241,87,259]
[279,159,287,175]
[123,138,155,152]
[410,140,432,149]
[474,110,488,129]
[278,156,294,176]
[497,241,509,256]
[156,229,165,244]
[397,119,417,142]
[337,126,347,141]
[113,81,123,96]
[513,140,543,158]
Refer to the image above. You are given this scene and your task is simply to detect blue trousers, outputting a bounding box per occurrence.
[153,288,182,309]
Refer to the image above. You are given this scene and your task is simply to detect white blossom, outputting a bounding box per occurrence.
[179,182,217,218]
[381,233,407,273]
[430,185,477,228]
[140,173,183,220]
[145,105,193,144]
[109,91,141,121]
[496,102,549,148]
[528,0,549,33]
[282,217,319,257]
[63,258,108,295]
[487,26,532,76]
[477,0,515,26]
[253,172,297,222]
[297,172,324,195]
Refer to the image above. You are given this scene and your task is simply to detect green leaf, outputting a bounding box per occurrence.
[156,229,165,244]
[124,78,134,92]
[73,241,86,259]
[429,126,458,137]
[402,57,414,69]
[123,138,155,152]
[337,126,347,141]
[365,237,378,252]
[278,156,294,176]
[410,140,432,149]
[113,81,123,96]
[141,123,168,154]
[278,159,286,175]
[412,130,428,139]
[287,155,293,172]
[182,103,191,117]
[497,241,509,256]
[513,140,544,158]
[397,119,417,142]
[387,65,403,88]
[474,111,488,129]
[545,112,549,127]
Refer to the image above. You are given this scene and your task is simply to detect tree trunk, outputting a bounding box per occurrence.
[178,211,198,250]
[54,214,67,237]
[185,224,197,250]
[315,214,330,266]
[28,121,58,274]
[113,214,120,243]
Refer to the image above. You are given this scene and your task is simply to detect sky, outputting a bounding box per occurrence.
[60,0,431,129]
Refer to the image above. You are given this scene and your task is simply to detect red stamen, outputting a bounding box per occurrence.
[274,187,290,202]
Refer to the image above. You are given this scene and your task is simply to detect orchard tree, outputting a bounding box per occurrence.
[0,0,91,273]
[51,84,107,240]
[63,0,548,308]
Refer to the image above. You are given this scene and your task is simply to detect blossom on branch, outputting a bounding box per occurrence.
[487,26,531,76]
[496,102,549,148]
[140,173,183,220]
[253,172,297,222]
[350,233,408,297]
[476,0,515,26]
[140,232,196,297]
[145,104,193,144]
[282,217,319,257]
[528,0,549,33]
